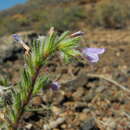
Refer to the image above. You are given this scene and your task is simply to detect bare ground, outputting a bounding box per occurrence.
[1,29,130,130]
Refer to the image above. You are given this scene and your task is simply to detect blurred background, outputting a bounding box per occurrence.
[0,0,130,129]
[1,0,130,35]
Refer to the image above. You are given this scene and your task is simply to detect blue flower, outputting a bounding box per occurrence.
[12,34,22,42]
[82,48,105,63]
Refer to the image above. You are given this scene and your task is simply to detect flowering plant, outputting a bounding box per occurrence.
[1,28,105,129]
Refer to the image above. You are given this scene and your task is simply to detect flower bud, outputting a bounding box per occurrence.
[49,82,61,91]
[71,31,84,37]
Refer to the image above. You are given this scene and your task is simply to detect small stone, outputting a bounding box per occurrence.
[23,112,33,120]
[80,118,99,130]
[25,123,33,129]
[116,73,128,82]
[61,124,67,129]
[124,102,130,112]
[32,96,42,106]
[51,106,62,115]
[113,103,120,110]
[95,86,106,93]
[84,90,95,102]
[79,113,87,121]
[116,52,120,56]
[72,87,84,100]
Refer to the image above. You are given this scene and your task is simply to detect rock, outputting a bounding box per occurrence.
[32,96,43,106]
[95,86,106,93]
[80,118,100,130]
[84,90,96,102]
[25,123,33,129]
[0,31,36,64]
[79,113,88,121]
[61,124,67,129]
[0,41,22,64]
[116,73,128,82]
[23,112,34,121]
[72,87,84,101]
[62,73,88,91]
[75,102,88,112]
[43,117,65,130]
[51,106,62,115]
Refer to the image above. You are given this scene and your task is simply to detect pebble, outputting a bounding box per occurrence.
[51,106,62,115]
[61,124,67,129]
[25,123,33,129]
[79,113,88,121]
[72,87,84,100]
[80,118,99,130]
[32,96,43,106]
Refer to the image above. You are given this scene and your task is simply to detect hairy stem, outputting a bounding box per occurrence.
[12,65,42,129]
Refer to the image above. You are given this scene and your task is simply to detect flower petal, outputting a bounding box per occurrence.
[83,48,105,55]
[86,53,99,63]
[12,34,21,42]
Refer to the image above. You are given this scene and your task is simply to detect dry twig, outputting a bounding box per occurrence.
[61,72,130,93]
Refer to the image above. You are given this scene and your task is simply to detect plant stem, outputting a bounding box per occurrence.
[12,65,42,129]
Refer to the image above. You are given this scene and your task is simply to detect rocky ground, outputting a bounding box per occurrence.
[0,29,130,130]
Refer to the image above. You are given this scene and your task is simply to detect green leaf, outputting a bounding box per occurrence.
[56,31,70,44]
[0,76,10,86]
[33,76,48,95]
[64,49,81,57]
[39,36,46,59]
[21,69,32,89]
[43,32,57,57]
[60,52,70,63]
[31,40,42,66]
[24,55,35,76]
[7,106,16,122]
[58,36,80,50]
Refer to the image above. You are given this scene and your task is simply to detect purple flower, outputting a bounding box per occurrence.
[49,82,61,91]
[12,34,22,42]
[82,48,105,63]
